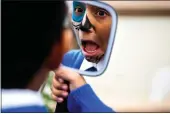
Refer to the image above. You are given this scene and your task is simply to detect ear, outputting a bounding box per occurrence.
[45,33,65,70]
[45,42,63,70]
[45,28,74,70]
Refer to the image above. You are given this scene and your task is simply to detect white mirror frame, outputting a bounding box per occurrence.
[64,0,118,76]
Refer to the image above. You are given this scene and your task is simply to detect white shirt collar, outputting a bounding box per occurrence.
[80,57,104,71]
[2,89,45,109]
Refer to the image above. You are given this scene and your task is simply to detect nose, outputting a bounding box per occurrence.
[79,15,94,32]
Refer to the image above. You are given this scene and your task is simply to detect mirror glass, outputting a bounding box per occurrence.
[62,1,117,76]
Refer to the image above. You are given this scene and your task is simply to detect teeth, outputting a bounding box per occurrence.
[85,48,96,53]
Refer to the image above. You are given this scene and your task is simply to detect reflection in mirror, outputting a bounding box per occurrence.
[62,1,113,74]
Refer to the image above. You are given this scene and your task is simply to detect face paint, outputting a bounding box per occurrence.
[72,1,86,30]
[79,14,95,32]
[85,54,104,63]
[71,3,111,64]
[78,5,111,64]
[72,1,86,22]
[71,1,86,48]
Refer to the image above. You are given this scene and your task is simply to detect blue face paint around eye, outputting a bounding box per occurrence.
[72,1,86,22]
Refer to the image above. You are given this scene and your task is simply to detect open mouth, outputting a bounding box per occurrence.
[81,40,102,57]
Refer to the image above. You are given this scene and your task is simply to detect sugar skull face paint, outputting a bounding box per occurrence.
[72,1,86,31]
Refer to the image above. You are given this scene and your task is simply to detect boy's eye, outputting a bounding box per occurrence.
[74,6,84,15]
[97,10,106,16]
[75,7,83,12]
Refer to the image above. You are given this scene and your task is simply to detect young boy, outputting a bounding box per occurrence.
[2,1,66,112]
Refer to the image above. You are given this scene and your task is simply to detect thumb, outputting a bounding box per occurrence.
[55,66,78,83]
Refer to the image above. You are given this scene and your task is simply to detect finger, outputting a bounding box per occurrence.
[61,91,68,97]
[51,77,68,91]
[55,67,74,81]
[55,66,83,85]
[52,75,62,89]
[51,85,68,97]
[56,97,64,103]
[57,78,64,83]
[51,85,63,96]
[51,93,64,103]
[51,93,57,101]
[61,84,68,91]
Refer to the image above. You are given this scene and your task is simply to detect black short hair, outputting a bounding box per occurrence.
[2,1,66,89]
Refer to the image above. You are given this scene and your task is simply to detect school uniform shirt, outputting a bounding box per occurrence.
[60,49,114,112]
[67,84,114,113]
[79,56,104,71]
[2,89,48,112]
[62,49,103,71]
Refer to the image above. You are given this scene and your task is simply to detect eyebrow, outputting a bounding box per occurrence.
[88,5,110,15]
[96,7,110,15]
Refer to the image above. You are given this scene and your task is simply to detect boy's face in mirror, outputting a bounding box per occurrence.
[73,3,112,63]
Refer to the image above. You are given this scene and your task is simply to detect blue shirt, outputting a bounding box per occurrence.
[62,49,104,71]
[67,84,114,112]
[62,50,114,112]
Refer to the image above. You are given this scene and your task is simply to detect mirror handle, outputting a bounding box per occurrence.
[54,81,70,113]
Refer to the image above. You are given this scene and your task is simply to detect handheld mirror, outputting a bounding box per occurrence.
[62,1,118,76]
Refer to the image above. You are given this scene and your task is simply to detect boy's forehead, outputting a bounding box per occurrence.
[66,1,108,11]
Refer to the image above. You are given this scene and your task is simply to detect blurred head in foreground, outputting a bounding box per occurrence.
[2,1,66,90]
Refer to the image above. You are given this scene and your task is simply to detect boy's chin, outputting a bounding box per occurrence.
[85,54,104,64]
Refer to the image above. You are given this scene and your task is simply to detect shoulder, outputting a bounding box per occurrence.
[64,49,83,57]
[62,49,84,68]
[2,89,48,113]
